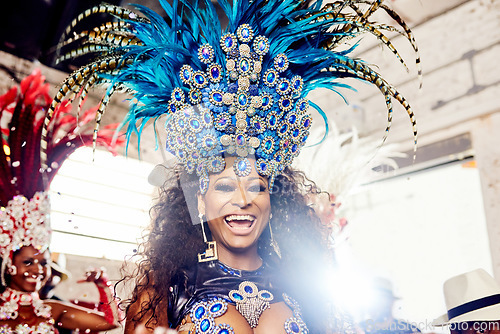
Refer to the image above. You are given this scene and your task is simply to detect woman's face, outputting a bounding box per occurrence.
[9,246,51,292]
[198,157,271,255]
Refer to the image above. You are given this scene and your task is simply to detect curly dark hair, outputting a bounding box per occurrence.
[118,165,335,333]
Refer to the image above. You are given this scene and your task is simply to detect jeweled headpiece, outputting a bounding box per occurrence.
[41,0,420,193]
[0,69,123,283]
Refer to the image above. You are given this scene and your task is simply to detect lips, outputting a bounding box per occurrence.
[24,274,43,284]
[224,214,255,229]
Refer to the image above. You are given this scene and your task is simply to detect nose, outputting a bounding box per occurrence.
[232,180,251,208]
[31,261,44,275]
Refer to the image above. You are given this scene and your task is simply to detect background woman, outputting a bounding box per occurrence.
[0,70,123,333]
[43,0,420,332]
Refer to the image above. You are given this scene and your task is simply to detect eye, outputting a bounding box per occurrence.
[248,183,267,193]
[214,183,236,192]
[22,260,33,266]
[40,260,48,267]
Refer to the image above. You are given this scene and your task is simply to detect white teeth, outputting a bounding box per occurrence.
[225,215,255,222]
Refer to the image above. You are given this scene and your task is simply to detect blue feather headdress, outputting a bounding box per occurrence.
[41,0,420,193]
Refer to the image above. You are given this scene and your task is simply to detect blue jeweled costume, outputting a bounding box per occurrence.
[168,261,308,333]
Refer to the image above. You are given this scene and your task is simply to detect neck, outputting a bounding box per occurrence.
[216,246,262,271]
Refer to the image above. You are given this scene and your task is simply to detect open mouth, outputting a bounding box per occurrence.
[24,275,43,284]
[224,214,255,229]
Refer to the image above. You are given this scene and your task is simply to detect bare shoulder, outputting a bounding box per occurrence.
[125,284,169,334]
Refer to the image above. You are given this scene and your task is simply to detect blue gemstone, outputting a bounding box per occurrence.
[169,104,176,113]
[254,121,261,130]
[220,330,229,334]
[211,67,220,79]
[266,72,276,83]
[244,285,253,294]
[262,96,269,106]
[191,119,200,129]
[191,91,201,101]
[200,319,210,332]
[260,162,267,172]
[194,74,205,85]
[218,118,227,126]
[178,119,185,128]
[213,92,223,102]
[178,150,185,158]
[175,91,182,101]
[242,28,250,38]
[240,59,249,72]
[289,114,296,124]
[269,115,276,126]
[292,128,299,137]
[258,40,266,51]
[205,138,214,148]
[183,69,191,80]
[265,140,272,150]
[279,81,289,92]
[276,155,282,162]
[277,56,286,68]
[238,94,247,106]
[195,306,205,319]
[294,79,301,90]
[282,99,290,108]
[261,292,271,298]
[292,144,298,153]
[236,134,245,146]
[204,113,211,124]
[291,322,300,333]
[211,303,222,313]
[187,161,193,169]
[304,119,310,127]
[238,160,247,171]
[177,137,183,145]
[201,47,211,59]
[225,36,234,48]
[192,152,199,159]
[280,124,288,134]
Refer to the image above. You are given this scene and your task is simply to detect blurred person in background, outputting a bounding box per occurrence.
[359,277,421,334]
[0,69,123,333]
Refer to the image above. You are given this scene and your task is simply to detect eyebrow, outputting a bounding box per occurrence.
[214,176,266,183]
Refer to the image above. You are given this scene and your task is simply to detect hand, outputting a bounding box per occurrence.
[77,267,110,287]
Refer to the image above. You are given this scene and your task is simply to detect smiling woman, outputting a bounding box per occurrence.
[121,158,331,334]
[0,70,123,333]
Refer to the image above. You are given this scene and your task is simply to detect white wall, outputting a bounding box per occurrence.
[335,162,492,332]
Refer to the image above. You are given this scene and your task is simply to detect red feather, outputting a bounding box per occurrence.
[0,69,124,207]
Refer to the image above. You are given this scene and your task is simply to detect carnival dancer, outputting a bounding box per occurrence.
[0,69,122,333]
[42,0,421,333]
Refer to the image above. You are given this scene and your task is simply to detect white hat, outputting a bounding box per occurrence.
[433,269,500,326]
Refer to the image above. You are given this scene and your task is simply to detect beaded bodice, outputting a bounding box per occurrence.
[0,289,56,334]
[168,260,308,333]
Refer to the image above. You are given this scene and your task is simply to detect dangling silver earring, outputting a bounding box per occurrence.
[198,213,218,262]
[269,214,281,259]
[8,265,17,276]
